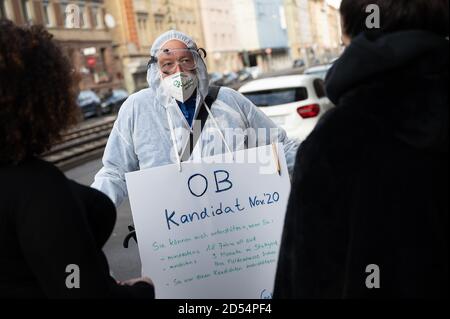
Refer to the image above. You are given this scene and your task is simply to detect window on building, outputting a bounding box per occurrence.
[137,13,150,46]
[21,0,33,23]
[1,0,6,19]
[79,4,87,28]
[80,4,90,28]
[60,1,67,27]
[61,1,80,28]
[91,6,103,29]
[91,6,98,28]
[144,17,148,31]
[42,0,55,27]
[154,14,163,33]
[78,4,85,28]
[42,2,49,25]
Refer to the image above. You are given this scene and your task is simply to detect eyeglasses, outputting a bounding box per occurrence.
[148,48,207,75]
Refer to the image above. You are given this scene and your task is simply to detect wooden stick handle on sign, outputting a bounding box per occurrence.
[272,142,281,176]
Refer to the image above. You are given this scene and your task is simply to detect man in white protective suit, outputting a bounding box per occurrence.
[92,30,299,207]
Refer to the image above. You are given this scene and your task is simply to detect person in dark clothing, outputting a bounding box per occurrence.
[274,0,448,298]
[0,20,154,298]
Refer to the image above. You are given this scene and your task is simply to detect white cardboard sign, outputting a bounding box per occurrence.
[125,144,290,299]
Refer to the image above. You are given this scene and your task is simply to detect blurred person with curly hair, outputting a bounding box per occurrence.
[0,19,154,299]
[275,0,448,298]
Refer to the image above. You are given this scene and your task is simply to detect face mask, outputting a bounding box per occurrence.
[162,72,198,103]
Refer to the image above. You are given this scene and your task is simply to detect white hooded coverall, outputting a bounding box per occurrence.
[92,30,299,207]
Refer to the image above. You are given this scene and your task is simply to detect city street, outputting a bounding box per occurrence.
[65,158,140,281]
[3,0,447,301]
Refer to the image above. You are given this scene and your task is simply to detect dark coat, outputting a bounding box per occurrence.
[274,30,448,298]
[0,158,154,298]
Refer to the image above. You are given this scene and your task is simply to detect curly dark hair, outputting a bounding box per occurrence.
[0,19,80,164]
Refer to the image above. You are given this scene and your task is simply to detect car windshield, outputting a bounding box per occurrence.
[242,87,308,107]
[77,91,99,105]
[112,90,128,99]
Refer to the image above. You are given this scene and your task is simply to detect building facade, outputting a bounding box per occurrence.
[2,0,344,88]
[162,0,205,46]
[232,0,260,53]
[105,0,149,93]
[104,0,206,93]
[284,0,315,66]
[199,0,243,74]
[326,3,342,58]
[233,0,291,73]
[308,0,341,63]
[284,0,342,66]
[254,0,290,71]
[1,0,124,95]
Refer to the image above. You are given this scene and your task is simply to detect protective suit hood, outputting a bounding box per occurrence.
[147,30,209,109]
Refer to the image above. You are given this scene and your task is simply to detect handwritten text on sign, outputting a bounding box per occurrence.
[125,144,290,299]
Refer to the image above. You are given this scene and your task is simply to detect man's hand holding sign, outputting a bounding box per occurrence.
[125,144,290,299]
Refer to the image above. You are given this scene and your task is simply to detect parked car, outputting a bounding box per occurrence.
[293,59,305,68]
[101,89,129,114]
[304,64,333,80]
[222,72,239,87]
[246,66,261,79]
[77,90,102,119]
[209,72,224,86]
[238,74,334,141]
[237,69,253,82]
